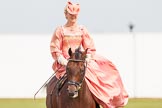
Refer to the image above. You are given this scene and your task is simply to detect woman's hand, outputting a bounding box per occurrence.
[85,54,91,63]
[57,55,68,66]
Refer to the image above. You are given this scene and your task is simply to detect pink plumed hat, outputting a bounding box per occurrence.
[65,1,80,15]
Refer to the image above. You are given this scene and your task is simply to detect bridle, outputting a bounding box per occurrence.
[66,58,87,91]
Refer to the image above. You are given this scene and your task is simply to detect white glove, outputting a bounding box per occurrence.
[85,54,91,63]
[57,55,68,66]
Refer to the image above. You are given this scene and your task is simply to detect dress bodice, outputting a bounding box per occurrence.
[62,36,82,57]
[61,26,83,58]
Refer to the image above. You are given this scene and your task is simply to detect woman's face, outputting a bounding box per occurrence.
[65,12,78,23]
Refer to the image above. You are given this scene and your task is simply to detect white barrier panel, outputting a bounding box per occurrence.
[0,33,162,98]
[0,35,53,98]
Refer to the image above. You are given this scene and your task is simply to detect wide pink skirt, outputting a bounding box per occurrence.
[85,54,128,108]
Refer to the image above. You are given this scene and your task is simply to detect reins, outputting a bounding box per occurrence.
[34,65,63,100]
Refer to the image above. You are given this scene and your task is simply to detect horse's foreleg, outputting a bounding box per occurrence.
[46,76,58,108]
[46,94,53,108]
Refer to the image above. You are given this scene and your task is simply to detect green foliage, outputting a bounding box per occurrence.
[0,98,162,108]
[0,98,46,108]
[125,98,162,108]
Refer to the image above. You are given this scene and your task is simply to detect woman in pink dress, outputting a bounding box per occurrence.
[47,1,128,108]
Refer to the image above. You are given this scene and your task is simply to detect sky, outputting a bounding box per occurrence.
[0,0,162,34]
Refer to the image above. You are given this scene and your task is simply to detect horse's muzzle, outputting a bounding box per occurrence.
[68,90,78,98]
[67,85,79,98]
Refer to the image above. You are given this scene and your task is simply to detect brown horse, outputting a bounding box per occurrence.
[46,47,100,108]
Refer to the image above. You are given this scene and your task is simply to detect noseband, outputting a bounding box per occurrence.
[66,59,87,91]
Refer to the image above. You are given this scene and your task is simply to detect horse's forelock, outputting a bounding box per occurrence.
[74,47,82,59]
[75,46,81,53]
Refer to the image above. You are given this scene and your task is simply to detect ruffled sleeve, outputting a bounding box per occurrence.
[50,26,63,60]
[81,26,96,56]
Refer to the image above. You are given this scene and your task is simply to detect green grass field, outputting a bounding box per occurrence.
[0,98,162,108]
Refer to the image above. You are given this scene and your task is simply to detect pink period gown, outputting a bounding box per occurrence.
[50,25,128,108]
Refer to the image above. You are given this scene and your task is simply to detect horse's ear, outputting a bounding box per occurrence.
[85,48,88,54]
[82,48,89,59]
[68,48,72,57]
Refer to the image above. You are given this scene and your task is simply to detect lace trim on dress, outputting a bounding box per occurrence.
[61,25,84,50]
[61,25,83,36]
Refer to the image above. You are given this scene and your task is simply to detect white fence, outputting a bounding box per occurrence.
[0,33,162,98]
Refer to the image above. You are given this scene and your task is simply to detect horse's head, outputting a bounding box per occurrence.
[66,47,88,98]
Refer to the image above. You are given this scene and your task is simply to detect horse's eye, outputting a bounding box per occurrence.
[80,64,84,69]
[80,69,84,75]
[80,66,85,75]
[66,67,70,72]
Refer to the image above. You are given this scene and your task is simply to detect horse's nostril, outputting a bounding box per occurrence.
[69,92,75,97]
[68,91,78,98]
